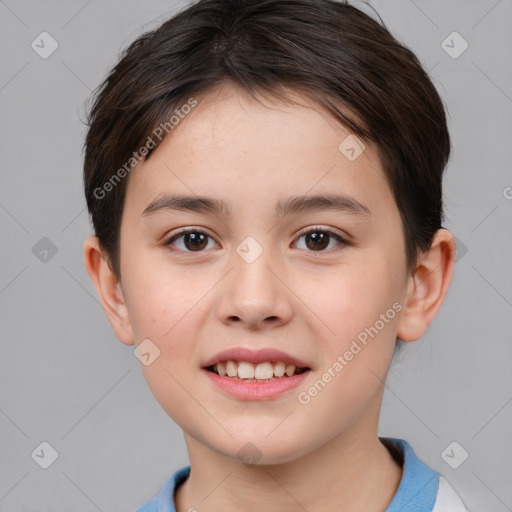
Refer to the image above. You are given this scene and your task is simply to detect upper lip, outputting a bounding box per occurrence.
[202,347,311,369]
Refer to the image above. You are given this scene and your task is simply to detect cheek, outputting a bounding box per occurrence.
[124,252,203,336]
[290,266,399,429]
[125,254,223,374]
[300,259,399,339]
[122,264,209,409]
[126,267,207,423]
[291,254,402,399]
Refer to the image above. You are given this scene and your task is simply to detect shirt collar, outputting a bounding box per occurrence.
[154,437,438,512]
[382,437,439,511]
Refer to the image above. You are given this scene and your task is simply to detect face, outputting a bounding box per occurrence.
[115,85,410,463]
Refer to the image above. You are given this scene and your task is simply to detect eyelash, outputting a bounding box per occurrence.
[163,226,351,254]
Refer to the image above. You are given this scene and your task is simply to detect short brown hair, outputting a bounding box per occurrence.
[83,0,450,283]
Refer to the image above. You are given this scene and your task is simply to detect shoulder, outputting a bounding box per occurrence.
[432,475,470,512]
[381,437,471,512]
[133,465,191,512]
[133,496,157,512]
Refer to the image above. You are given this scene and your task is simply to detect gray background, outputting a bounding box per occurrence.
[1,0,511,511]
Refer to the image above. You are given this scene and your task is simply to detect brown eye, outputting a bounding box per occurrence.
[182,232,208,251]
[164,230,217,252]
[295,228,350,252]
[304,231,329,251]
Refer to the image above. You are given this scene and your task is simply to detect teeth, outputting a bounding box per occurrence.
[216,361,227,376]
[226,360,237,377]
[212,360,303,380]
[285,364,296,376]
[273,361,286,377]
[238,361,255,379]
[254,362,273,380]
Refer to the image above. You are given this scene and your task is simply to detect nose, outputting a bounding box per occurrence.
[215,241,293,330]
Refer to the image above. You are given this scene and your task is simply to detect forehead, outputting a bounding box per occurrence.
[123,85,394,221]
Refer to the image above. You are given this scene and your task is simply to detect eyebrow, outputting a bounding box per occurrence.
[141,193,372,218]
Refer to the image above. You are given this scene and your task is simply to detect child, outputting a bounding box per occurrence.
[82,0,470,510]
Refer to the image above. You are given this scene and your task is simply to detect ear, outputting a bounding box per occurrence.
[82,235,135,346]
[397,229,456,342]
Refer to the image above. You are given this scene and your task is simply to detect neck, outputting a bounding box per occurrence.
[175,411,402,512]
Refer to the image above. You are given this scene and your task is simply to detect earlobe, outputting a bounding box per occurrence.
[396,229,456,342]
[82,235,135,346]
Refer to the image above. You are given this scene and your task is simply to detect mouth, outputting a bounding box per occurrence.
[202,359,311,400]
[204,360,311,382]
[201,346,312,383]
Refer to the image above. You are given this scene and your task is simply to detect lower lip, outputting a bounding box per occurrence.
[202,368,310,400]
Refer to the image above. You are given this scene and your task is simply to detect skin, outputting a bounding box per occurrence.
[83,83,456,512]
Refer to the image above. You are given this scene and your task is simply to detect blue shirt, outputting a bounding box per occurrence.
[135,437,459,512]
